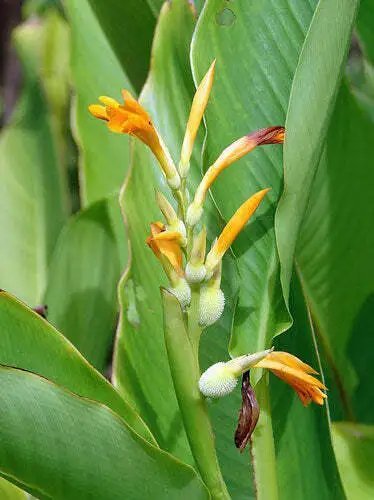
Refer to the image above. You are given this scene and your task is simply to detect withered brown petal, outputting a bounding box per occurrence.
[234,371,260,452]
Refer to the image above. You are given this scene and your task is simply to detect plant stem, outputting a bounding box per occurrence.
[162,289,230,500]
[250,376,279,500]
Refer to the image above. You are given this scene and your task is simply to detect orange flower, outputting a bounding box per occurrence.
[254,351,327,406]
[205,188,270,274]
[146,222,183,275]
[199,349,326,407]
[89,91,180,188]
[187,126,284,226]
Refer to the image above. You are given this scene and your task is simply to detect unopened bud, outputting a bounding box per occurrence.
[167,172,181,190]
[186,227,207,283]
[156,191,178,225]
[186,202,203,227]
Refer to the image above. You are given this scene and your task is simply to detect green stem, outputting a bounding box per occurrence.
[250,376,279,500]
[162,289,230,500]
[188,285,202,354]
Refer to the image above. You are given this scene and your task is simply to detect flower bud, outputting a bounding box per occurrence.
[186,227,207,283]
[186,202,203,227]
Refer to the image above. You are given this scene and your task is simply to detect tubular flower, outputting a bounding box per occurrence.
[146,222,183,275]
[253,351,327,406]
[89,91,180,189]
[187,126,284,226]
[205,188,270,275]
[199,349,327,406]
[179,60,216,178]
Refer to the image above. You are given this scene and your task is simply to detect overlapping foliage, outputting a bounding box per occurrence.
[0,0,373,498]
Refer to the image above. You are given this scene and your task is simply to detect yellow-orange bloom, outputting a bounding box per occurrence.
[146,222,183,274]
[199,349,326,407]
[89,91,180,188]
[205,188,270,274]
[187,126,284,226]
[254,351,327,406]
[179,60,216,177]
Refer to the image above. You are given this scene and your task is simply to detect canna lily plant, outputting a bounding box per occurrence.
[89,62,326,499]
[0,0,367,498]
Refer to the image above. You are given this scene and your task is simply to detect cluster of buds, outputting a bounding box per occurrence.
[89,60,326,448]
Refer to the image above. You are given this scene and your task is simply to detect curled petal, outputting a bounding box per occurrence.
[254,352,327,406]
[146,222,183,274]
[190,126,284,216]
[89,91,180,188]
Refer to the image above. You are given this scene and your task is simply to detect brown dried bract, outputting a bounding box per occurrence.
[234,371,260,452]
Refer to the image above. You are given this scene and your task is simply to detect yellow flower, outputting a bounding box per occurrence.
[187,126,284,226]
[179,60,216,177]
[89,91,180,189]
[199,349,327,406]
[205,188,270,274]
[253,351,327,406]
[146,222,183,275]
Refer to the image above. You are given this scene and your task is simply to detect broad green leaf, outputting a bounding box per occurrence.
[0,478,26,500]
[268,276,345,500]
[0,21,68,304]
[191,0,319,356]
[0,366,209,499]
[191,0,348,497]
[0,290,154,444]
[65,0,133,204]
[87,0,158,92]
[112,4,252,492]
[332,422,374,500]
[113,0,196,467]
[296,85,374,423]
[44,195,125,371]
[357,0,374,65]
[275,0,359,303]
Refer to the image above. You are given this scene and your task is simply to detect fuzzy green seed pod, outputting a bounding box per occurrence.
[199,362,238,398]
[199,287,225,326]
[168,279,191,310]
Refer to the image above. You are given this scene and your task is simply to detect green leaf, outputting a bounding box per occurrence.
[65,0,133,204]
[357,0,374,65]
[191,0,319,355]
[87,0,158,92]
[191,0,350,496]
[0,21,68,305]
[332,422,374,500]
[275,0,359,303]
[0,290,154,444]
[0,478,26,500]
[267,276,345,500]
[0,365,209,499]
[44,195,125,371]
[295,84,374,423]
[113,0,196,467]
